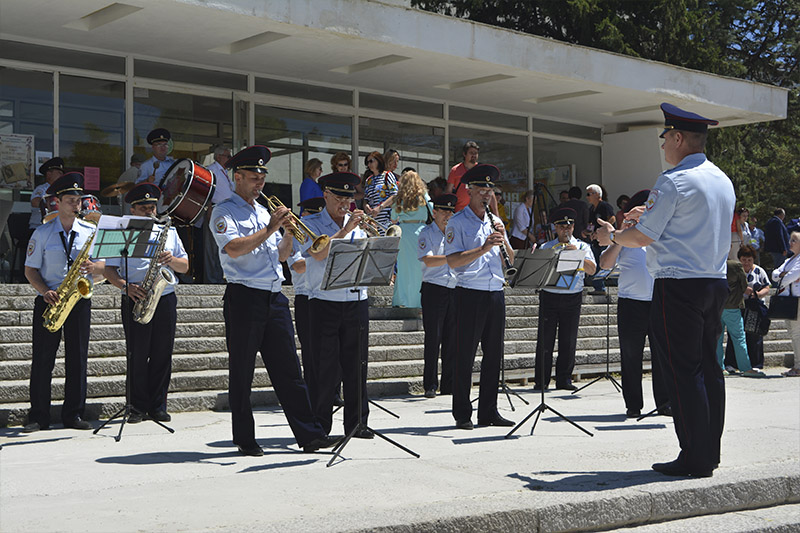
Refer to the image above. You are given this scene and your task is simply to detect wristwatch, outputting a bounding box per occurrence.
[610,231,618,245]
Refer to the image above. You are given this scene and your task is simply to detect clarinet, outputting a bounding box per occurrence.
[482,201,517,279]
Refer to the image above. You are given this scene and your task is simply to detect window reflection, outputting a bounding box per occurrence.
[359,118,443,182]
[449,126,528,200]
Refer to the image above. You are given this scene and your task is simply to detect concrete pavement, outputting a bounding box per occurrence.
[1,369,798,532]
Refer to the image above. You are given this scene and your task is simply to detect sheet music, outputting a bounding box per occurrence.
[556,249,587,272]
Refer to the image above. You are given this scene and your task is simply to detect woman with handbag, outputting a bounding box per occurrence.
[725,245,770,370]
[772,231,800,377]
[391,170,432,308]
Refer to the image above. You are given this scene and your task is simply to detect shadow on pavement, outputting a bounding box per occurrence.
[508,469,681,492]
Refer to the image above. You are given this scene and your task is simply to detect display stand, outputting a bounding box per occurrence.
[90,215,175,441]
[321,235,419,467]
[572,266,622,395]
[505,247,594,439]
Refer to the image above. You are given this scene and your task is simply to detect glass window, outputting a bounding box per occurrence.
[360,93,443,119]
[254,105,352,207]
[59,75,125,198]
[135,60,247,91]
[0,67,53,192]
[534,138,601,212]
[358,118,444,183]
[449,106,527,131]
[533,119,601,141]
[0,39,125,75]
[134,88,234,166]
[449,126,528,201]
[255,77,352,106]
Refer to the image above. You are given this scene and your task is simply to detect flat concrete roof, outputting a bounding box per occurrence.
[0,0,788,131]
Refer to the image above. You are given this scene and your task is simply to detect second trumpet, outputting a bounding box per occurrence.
[261,193,330,253]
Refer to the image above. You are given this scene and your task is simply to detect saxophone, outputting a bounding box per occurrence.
[132,217,177,324]
[42,218,97,332]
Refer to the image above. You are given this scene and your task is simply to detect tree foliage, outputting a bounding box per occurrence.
[412,0,800,223]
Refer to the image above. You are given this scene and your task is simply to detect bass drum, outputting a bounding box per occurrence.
[158,158,216,225]
[80,194,101,215]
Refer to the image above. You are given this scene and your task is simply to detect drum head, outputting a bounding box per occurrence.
[80,195,100,213]
[158,159,193,217]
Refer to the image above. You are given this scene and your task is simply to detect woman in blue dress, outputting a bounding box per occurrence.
[391,171,432,308]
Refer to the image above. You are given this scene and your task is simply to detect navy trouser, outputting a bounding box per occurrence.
[421,282,456,394]
[29,296,90,426]
[293,294,312,383]
[452,287,504,424]
[307,298,369,434]
[222,284,325,448]
[533,290,582,388]
[617,297,669,411]
[121,293,177,414]
[650,278,728,472]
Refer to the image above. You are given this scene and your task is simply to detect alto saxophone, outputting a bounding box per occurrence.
[132,217,177,324]
[42,218,97,332]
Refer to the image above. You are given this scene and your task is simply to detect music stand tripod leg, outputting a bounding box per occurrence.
[637,402,669,422]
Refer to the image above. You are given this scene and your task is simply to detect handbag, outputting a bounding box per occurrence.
[768,283,799,320]
[743,297,770,335]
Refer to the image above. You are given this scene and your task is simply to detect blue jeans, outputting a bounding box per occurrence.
[716,309,751,372]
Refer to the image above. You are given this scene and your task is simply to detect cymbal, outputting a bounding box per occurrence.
[101,181,135,197]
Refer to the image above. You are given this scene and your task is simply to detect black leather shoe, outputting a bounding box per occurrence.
[64,417,92,430]
[303,435,342,453]
[531,384,548,392]
[148,410,171,422]
[353,427,374,439]
[22,421,47,433]
[237,444,264,457]
[626,408,641,418]
[478,415,515,427]
[652,459,713,478]
[556,383,578,391]
[657,406,673,417]
[127,410,143,424]
[424,388,436,398]
[455,419,474,430]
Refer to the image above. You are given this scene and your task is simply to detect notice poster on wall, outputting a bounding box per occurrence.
[84,167,101,191]
[0,133,35,189]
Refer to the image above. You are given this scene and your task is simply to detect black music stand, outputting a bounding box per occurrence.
[321,235,419,467]
[505,247,594,438]
[572,266,622,395]
[91,215,175,441]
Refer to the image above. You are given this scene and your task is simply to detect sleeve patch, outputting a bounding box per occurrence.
[27,240,36,256]
[419,237,427,250]
[646,190,658,211]
[215,217,227,233]
[446,229,454,244]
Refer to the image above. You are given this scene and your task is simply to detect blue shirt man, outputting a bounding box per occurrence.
[445,164,515,429]
[596,103,736,478]
[136,128,175,184]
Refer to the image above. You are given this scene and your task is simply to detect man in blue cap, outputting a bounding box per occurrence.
[596,103,736,477]
[211,145,339,456]
[29,157,65,230]
[417,193,458,398]
[137,128,175,184]
[104,184,190,423]
[301,173,373,438]
[532,207,596,392]
[23,172,105,432]
[445,164,515,429]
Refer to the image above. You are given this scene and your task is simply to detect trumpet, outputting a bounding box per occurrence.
[353,211,402,237]
[260,193,330,254]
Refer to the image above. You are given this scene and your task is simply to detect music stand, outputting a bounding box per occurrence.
[321,235,419,467]
[505,247,594,439]
[90,215,175,441]
[572,266,622,395]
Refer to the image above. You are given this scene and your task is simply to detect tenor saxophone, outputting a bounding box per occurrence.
[132,217,177,325]
[42,219,97,332]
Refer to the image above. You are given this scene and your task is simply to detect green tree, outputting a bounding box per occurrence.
[412,0,800,224]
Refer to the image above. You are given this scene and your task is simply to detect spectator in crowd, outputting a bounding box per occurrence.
[330,152,351,173]
[725,245,770,371]
[764,208,791,269]
[391,170,431,308]
[583,183,616,296]
[509,190,535,250]
[729,207,747,260]
[445,141,480,212]
[428,177,447,199]
[615,194,630,229]
[363,151,397,232]
[300,158,324,205]
[749,216,765,264]
[717,259,766,377]
[558,190,570,205]
[118,153,147,184]
[773,231,800,377]
[384,149,401,181]
[494,186,510,230]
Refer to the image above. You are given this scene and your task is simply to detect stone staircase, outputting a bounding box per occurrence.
[0,283,793,426]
